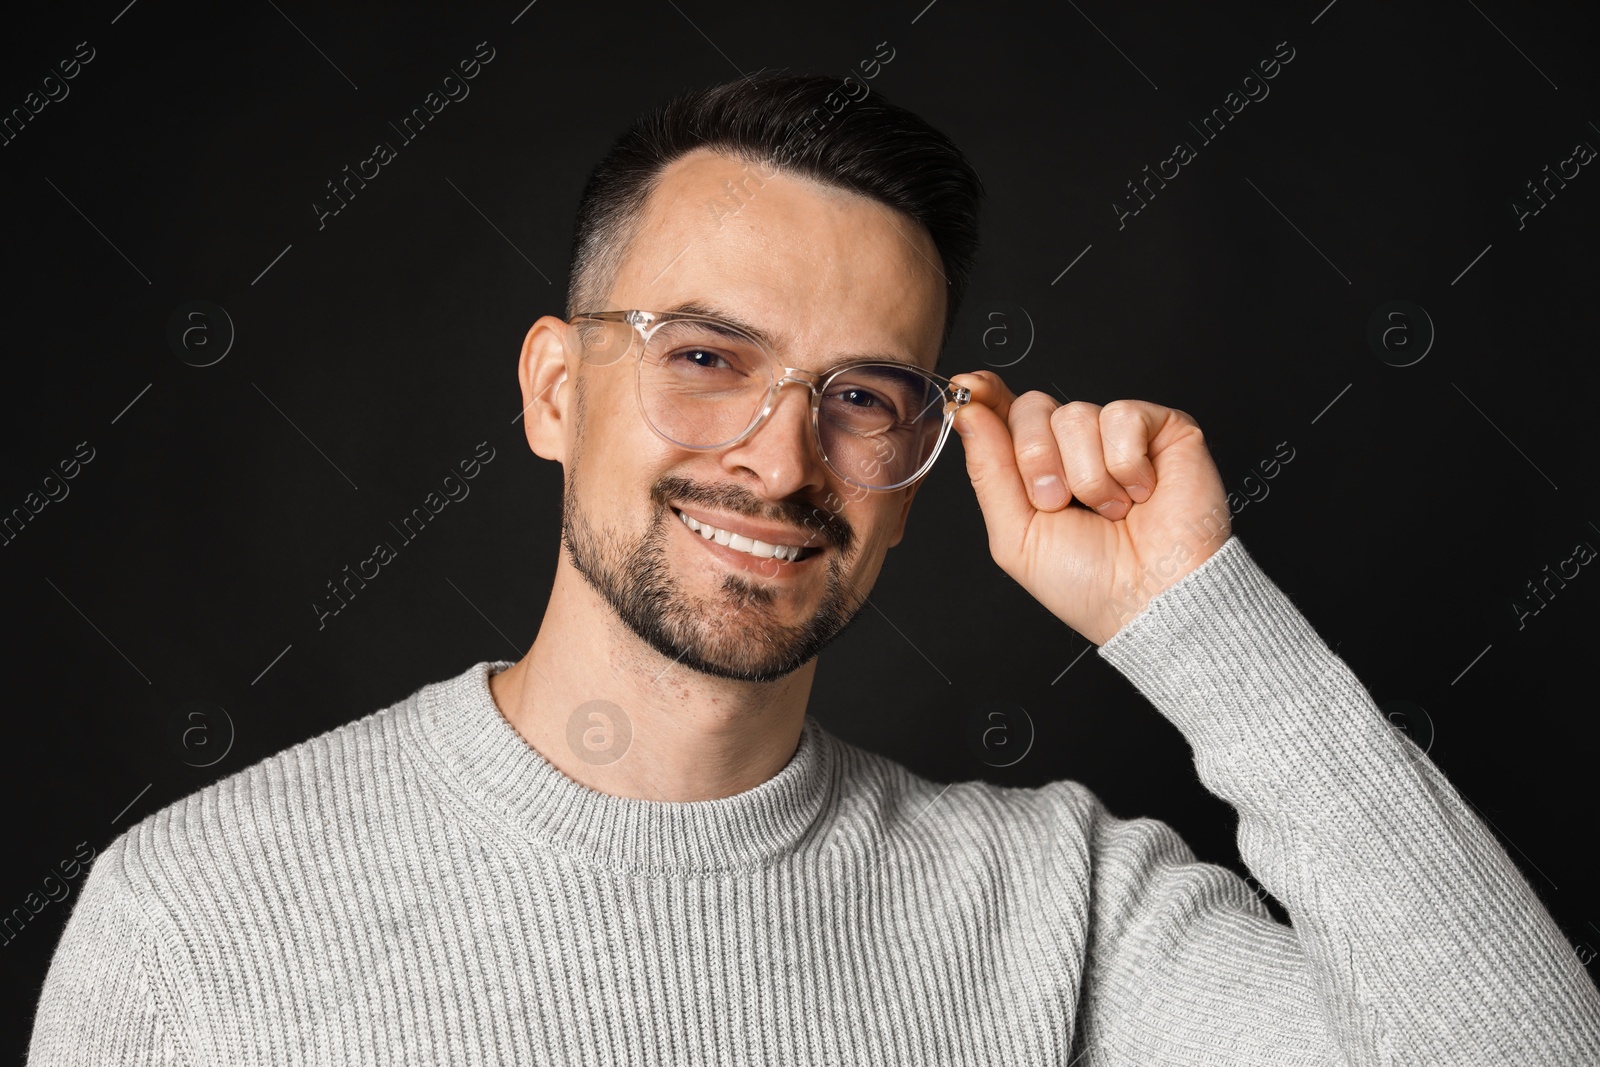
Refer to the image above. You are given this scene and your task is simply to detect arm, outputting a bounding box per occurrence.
[1078,533,1600,1063]
[1065,786,1341,1065]
[28,841,194,1066]
[945,376,1599,1061]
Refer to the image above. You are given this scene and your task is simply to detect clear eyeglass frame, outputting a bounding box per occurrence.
[567,309,972,492]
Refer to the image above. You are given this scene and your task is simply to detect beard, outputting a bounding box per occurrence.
[560,465,869,684]
[556,476,870,684]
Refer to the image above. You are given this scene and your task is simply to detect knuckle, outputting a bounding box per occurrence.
[1049,401,1093,429]
[1100,400,1140,426]
[1014,438,1056,465]
[1103,455,1144,481]
[1010,390,1055,416]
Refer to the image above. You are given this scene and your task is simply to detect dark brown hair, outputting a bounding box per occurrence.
[566,72,985,345]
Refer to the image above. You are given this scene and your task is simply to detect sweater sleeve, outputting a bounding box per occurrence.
[1078,533,1600,1065]
[27,842,194,1067]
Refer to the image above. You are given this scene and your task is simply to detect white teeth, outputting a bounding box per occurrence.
[675,509,804,562]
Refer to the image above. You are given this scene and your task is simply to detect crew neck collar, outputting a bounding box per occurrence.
[409,660,836,874]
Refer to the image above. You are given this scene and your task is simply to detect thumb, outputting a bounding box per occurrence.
[951,396,1034,551]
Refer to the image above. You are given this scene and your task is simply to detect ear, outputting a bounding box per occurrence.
[518,315,578,463]
[886,479,921,548]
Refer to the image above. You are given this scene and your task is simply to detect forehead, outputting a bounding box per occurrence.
[607,148,947,369]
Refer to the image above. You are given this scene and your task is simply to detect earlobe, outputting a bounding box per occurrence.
[518,316,577,463]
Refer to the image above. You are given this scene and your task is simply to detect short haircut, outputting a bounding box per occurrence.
[565,72,985,346]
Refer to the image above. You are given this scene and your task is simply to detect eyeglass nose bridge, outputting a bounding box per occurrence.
[747,367,827,443]
[773,367,825,392]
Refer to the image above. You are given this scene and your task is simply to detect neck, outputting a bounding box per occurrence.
[488,558,815,803]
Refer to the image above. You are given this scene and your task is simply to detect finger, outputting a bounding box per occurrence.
[947,375,1035,552]
[1006,391,1072,511]
[1050,401,1132,518]
[950,369,1018,425]
[1095,400,1161,502]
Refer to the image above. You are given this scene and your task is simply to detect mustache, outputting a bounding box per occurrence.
[652,474,855,553]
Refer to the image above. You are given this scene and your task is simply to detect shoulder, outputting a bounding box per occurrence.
[808,718,1114,858]
[811,723,1253,929]
[95,665,458,914]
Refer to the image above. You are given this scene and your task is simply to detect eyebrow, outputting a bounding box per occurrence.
[658,300,936,374]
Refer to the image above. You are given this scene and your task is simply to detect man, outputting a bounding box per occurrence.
[29,73,1600,1064]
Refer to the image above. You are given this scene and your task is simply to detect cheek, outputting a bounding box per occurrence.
[574,382,656,471]
[839,498,906,558]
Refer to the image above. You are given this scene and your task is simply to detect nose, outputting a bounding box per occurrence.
[716,374,829,500]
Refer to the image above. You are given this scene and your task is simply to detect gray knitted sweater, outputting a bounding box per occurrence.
[27,536,1600,1064]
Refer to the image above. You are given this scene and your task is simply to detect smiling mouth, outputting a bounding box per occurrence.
[672,507,820,562]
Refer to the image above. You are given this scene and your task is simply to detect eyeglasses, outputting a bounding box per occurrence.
[567,309,971,492]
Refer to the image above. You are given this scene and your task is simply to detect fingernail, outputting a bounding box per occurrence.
[1032,474,1067,509]
[1126,482,1151,503]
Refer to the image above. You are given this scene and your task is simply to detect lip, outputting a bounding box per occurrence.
[670,505,823,576]
[670,503,822,552]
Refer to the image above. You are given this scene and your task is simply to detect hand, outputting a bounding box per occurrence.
[948,371,1233,646]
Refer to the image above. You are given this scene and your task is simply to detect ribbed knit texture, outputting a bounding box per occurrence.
[27,535,1600,1064]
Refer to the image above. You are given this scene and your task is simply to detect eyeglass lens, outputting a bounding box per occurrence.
[619,318,947,490]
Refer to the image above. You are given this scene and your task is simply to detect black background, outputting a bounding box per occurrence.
[3,0,1597,1056]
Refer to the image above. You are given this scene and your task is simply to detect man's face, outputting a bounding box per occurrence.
[558,148,947,683]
